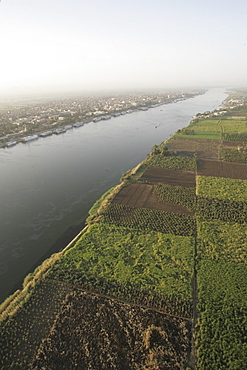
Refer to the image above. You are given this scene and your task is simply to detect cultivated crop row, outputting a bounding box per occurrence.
[220,148,247,163]
[154,184,196,211]
[197,175,247,202]
[187,117,247,135]
[197,196,247,223]
[222,132,247,141]
[30,290,192,369]
[147,154,196,171]
[197,217,247,263]
[195,260,247,369]
[48,223,194,318]
[0,279,71,369]
[49,274,193,319]
[101,203,196,236]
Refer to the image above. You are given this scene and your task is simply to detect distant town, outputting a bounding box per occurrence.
[0,90,204,148]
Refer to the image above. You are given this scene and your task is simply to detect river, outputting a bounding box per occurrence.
[0,88,227,303]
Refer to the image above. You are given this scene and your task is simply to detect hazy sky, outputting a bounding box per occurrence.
[0,0,247,95]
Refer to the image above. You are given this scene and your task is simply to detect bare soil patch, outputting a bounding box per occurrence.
[167,137,220,159]
[197,159,247,180]
[31,290,192,370]
[113,183,193,215]
[140,166,196,188]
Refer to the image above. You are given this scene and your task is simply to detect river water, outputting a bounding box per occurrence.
[0,88,226,303]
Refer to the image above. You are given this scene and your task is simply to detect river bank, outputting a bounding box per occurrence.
[0,88,227,304]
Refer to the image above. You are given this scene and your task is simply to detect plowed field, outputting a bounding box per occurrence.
[140,166,196,188]
[197,159,247,180]
[31,290,192,370]
[167,137,220,159]
[113,183,193,215]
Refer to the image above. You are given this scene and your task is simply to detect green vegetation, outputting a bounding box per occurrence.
[175,115,247,141]
[86,186,116,223]
[147,154,196,171]
[220,147,247,163]
[197,175,247,202]
[222,132,247,141]
[196,260,247,369]
[187,117,247,134]
[175,132,221,140]
[120,162,148,183]
[0,279,70,369]
[154,184,196,211]
[197,196,247,223]
[2,99,247,369]
[101,203,196,236]
[48,223,194,316]
[197,218,247,263]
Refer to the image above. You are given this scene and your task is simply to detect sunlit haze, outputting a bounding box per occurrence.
[0,0,247,97]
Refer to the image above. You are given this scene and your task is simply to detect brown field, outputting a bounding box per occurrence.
[222,140,245,148]
[140,166,196,188]
[113,183,193,215]
[167,136,220,159]
[197,159,247,180]
[31,290,192,370]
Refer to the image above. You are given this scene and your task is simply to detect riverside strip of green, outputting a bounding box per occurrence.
[1,92,247,369]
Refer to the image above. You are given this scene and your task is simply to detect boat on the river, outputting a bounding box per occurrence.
[73,121,84,128]
[23,135,39,143]
[54,128,67,135]
[93,117,102,122]
[6,141,17,147]
[39,131,53,137]
[64,125,73,130]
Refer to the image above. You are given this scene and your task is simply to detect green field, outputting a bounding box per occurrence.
[197,175,247,201]
[189,117,247,133]
[175,116,247,141]
[197,218,247,263]
[154,184,196,211]
[220,148,247,163]
[147,154,196,171]
[49,223,194,301]
[196,259,247,370]
[101,203,196,236]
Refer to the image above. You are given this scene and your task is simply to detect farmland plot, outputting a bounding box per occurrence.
[196,260,247,369]
[49,223,194,304]
[153,184,196,212]
[140,166,196,188]
[197,196,247,224]
[147,155,196,171]
[0,279,71,369]
[113,183,194,215]
[197,175,247,201]
[220,147,247,163]
[197,159,247,180]
[31,291,192,370]
[167,136,220,159]
[197,218,247,263]
[102,204,196,236]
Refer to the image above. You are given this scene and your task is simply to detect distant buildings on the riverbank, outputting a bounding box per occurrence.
[0,90,203,147]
